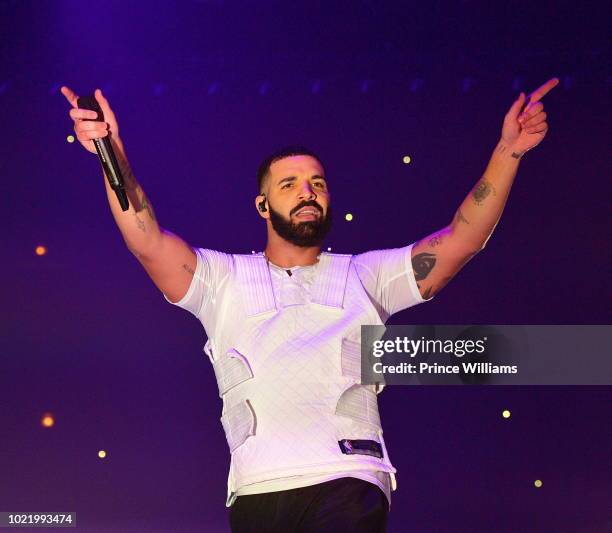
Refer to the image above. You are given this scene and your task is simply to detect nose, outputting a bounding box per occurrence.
[298,182,316,201]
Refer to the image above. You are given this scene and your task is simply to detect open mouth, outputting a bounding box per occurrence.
[294,207,320,220]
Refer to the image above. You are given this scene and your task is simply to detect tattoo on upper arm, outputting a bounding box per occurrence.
[471,179,496,205]
[412,252,436,282]
[182,264,195,275]
[428,236,442,247]
[454,208,470,225]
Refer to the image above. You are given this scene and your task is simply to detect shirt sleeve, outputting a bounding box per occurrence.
[163,248,234,318]
[352,242,434,321]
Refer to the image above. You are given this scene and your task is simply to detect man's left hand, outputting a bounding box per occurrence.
[501,77,559,156]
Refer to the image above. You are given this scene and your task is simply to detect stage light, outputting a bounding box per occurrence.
[345,213,353,222]
[98,450,107,459]
[67,135,75,143]
[35,245,47,256]
[41,413,54,428]
[327,247,332,251]
[402,156,411,164]
[534,479,543,488]
[502,410,511,418]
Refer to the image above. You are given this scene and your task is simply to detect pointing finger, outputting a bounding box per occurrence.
[526,77,560,105]
[60,85,79,108]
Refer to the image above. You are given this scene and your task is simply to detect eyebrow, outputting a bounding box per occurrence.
[277,175,326,186]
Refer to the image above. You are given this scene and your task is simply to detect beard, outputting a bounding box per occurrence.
[268,201,333,248]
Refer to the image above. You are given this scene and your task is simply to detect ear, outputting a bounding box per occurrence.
[255,194,269,219]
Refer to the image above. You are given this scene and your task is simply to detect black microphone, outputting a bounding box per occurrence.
[77,95,129,211]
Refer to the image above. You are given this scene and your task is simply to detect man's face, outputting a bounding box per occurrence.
[264,155,332,247]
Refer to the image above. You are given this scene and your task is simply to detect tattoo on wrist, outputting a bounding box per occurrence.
[497,141,523,160]
[471,178,496,205]
[412,252,436,281]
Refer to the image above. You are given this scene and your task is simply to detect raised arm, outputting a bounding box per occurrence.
[61,86,196,303]
[410,78,559,300]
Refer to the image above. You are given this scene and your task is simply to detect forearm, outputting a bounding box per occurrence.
[102,137,162,257]
[450,139,522,250]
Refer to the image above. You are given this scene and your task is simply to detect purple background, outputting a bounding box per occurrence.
[1,1,610,531]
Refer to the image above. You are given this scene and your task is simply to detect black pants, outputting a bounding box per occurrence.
[228,476,388,532]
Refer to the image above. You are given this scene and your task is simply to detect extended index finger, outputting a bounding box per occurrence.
[60,85,79,108]
[527,77,560,105]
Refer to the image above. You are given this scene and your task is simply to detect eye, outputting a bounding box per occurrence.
[281,183,292,189]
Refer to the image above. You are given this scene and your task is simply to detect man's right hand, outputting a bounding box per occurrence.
[61,86,121,155]
[61,85,197,303]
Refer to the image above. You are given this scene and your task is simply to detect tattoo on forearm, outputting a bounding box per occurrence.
[134,213,146,233]
[140,193,156,221]
[182,264,195,275]
[496,143,508,154]
[412,252,436,281]
[471,179,496,205]
[454,208,470,225]
[511,152,523,159]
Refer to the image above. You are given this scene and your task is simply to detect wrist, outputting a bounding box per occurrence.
[496,138,525,161]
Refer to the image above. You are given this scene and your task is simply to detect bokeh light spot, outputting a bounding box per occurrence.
[41,413,55,428]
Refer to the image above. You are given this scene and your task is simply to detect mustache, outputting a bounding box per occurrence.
[291,201,323,216]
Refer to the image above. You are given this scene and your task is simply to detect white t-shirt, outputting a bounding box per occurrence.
[164,243,432,509]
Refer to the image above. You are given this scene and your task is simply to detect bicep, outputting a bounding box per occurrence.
[411,225,481,299]
[136,229,197,303]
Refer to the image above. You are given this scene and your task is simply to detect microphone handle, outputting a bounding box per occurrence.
[93,136,130,211]
[77,94,130,211]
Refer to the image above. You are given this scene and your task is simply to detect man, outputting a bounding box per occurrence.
[61,78,557,532]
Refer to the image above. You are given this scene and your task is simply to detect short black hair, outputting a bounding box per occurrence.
[257,146,324,193]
